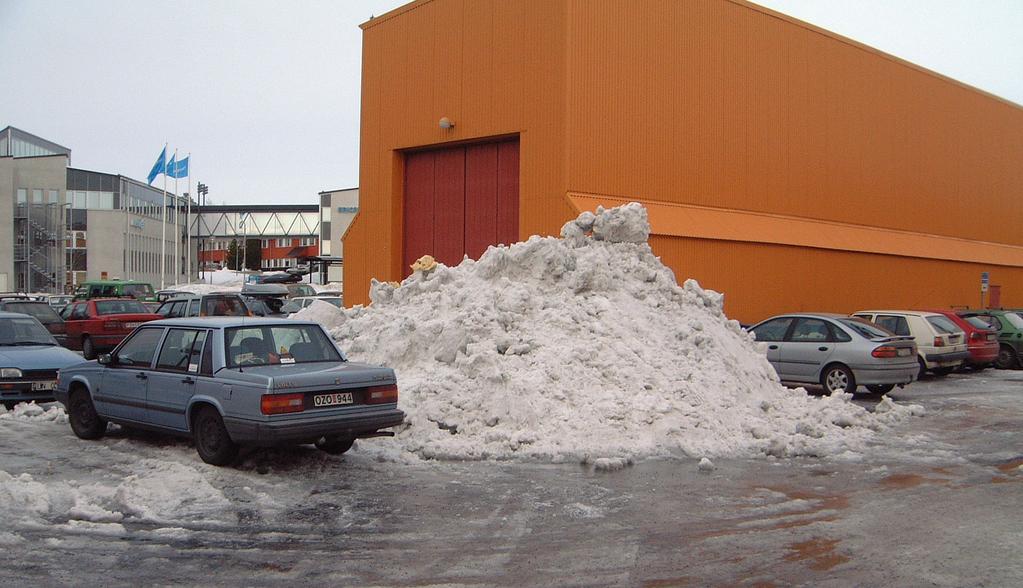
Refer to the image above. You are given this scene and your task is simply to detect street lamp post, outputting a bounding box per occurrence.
[197,182,208,282]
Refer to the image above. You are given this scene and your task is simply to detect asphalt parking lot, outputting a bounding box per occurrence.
[0,370,1020,587]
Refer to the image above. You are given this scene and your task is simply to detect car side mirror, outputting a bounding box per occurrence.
[97,354,113,365]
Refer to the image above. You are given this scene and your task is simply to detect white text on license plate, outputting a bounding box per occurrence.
[313,392,354,407]
[32,380,57,391]
[124,322,141,329]
[897,348,911,357]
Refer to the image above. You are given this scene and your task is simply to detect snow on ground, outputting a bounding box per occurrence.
[0,402,67,423]
[291,203,922,463]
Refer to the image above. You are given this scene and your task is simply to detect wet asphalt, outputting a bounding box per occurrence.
[0,370,1020,587]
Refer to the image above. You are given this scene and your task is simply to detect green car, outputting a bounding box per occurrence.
[73,280,157,302]
[957,309,1023,369]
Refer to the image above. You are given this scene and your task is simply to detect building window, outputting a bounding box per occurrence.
[16,189,26,204]
[48,190,59,203]
[32,189,43,203]
[277,238,289,247]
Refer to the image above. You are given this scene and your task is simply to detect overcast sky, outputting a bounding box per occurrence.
[2,0,1020,206]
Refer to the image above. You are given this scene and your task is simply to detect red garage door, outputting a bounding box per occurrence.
[403,138,519,275]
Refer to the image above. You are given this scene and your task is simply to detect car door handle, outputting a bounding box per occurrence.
[768,345,779,350]
[818,347,829,352]
[181,377,195,385]
[135,372,148,380]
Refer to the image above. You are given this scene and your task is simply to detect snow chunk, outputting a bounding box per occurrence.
[698,457,716,472]
[316,203,914,462]
[0,402,67,423]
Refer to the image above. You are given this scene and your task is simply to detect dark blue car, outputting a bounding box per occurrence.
[0,311,85,408]
[54,317,405,465]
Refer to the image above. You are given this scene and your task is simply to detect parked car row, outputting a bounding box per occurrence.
[749,308,1023,395]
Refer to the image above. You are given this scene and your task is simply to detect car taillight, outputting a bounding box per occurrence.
[933,337,944,347]
[364,384,398,404]
[969,332,983,341]
[103,321,122,330]
[261,393,305,415]
[872,346,898,358]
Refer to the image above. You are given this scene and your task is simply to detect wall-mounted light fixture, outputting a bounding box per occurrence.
[439,117,455,129]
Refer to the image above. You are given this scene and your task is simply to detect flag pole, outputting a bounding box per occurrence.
[173,148,179,285]
[186,153,192,283]
[160,144,168,290]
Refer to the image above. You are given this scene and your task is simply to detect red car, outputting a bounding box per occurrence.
[922,309,999,369]
[61,298,161,359]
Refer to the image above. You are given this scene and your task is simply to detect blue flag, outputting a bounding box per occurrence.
[147,146,166,185]
[168,155,189,179]
[167,153,176,179]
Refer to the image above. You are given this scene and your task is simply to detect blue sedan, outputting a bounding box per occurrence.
[0,311,85,408]
[54,317,405,465]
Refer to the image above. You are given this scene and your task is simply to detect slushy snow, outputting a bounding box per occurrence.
[292,202,918,463]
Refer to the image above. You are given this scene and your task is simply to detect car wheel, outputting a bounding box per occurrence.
[821,364,856,395]
[865,384,896,394]
[917,357,928,379]
[995,346,1019,370]
[82,336,96,360]
[931,367,954,377]
[2,401,18,410]
[68,389,107,440]
[315,436,355,455]
[193,406,239,466]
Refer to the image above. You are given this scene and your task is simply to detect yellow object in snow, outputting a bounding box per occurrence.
[387,281,401,288]
[410,255,438,273]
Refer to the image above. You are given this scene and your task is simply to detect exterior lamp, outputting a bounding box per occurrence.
[439,117,455,129]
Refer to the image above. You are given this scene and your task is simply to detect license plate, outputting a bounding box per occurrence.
[124,322,141,329]
[897,348,911,357]
[313,392,354,407]
[31,380,57,391]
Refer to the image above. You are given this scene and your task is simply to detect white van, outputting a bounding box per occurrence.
[852,310,968,377]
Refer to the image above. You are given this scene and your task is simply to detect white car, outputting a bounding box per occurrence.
[852,310,968,377]
[280,296,343,315]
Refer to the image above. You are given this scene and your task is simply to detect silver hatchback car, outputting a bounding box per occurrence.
[54,317,405,465]
[749,313,918,394]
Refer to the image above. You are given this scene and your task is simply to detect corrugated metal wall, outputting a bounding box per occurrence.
[350,0,1023,322]
[347,0,572,306]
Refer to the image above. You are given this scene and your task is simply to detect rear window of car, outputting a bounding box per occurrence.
[837,318,895,339]
[3,301,61,323]
[123,284,154,298]
[95,300,150,315]
[1005,313,1023,330]
[224,324,341,368]
[926,315,961,334]
[964,316,992,330]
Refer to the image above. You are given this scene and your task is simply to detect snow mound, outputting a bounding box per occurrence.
[0,402,67,423]
[308,202,916,462]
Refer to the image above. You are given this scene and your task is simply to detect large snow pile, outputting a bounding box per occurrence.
[0,402,67,423]
[293,203,918,462]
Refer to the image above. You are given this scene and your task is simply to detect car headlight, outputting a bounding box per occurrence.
[1,368,23,379]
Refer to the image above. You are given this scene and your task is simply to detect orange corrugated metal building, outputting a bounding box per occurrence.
[345,0,1023,324]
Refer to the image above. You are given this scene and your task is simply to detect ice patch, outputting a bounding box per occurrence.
[294,203,918,463]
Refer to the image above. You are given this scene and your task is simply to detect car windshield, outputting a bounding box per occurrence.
[224,324,342,367]
[926,315,961,334]
[0,317,57,345]
[837,318,895,339]
[95,300,150,315]
[1004,313,1023,330]
[280,300,303,313]
[3,302,61,324]
[123,284,154,298]
[252,296,286,314]
[964,316,992,330]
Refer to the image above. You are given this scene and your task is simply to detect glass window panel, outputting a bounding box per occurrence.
[87,191,100,209]
[32,189,43,203]
[73,191,86,209]
[99,192,114,209]
[16,189,27,204]
[48,190,59,203]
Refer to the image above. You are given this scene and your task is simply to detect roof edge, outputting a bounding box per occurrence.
[733,0,1023,111]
